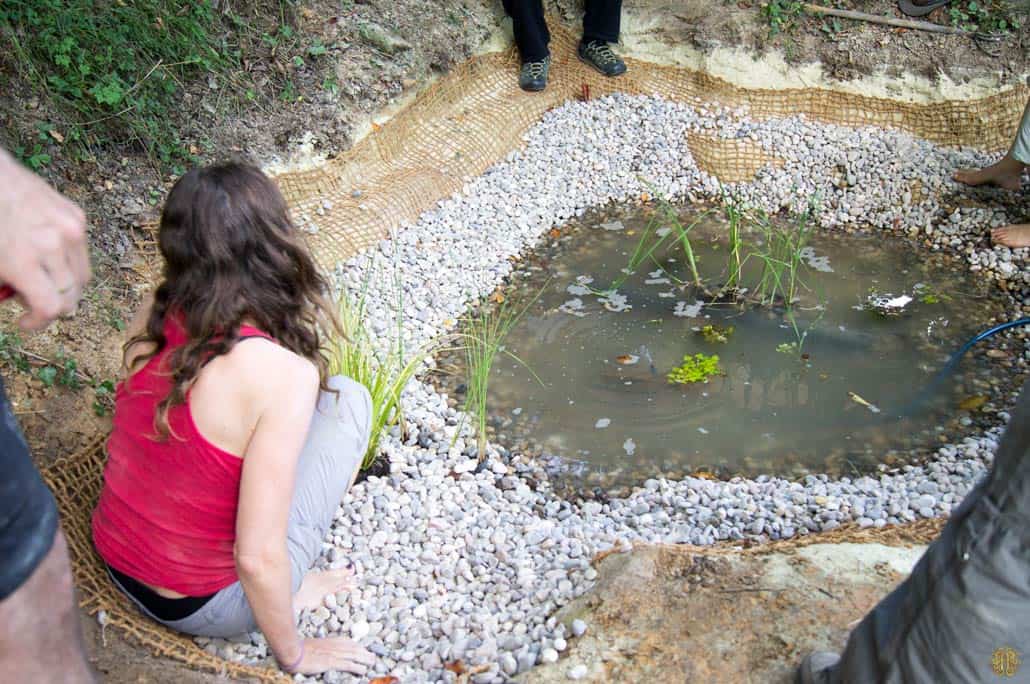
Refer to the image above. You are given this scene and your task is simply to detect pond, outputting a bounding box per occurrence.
[437,202,1012,488]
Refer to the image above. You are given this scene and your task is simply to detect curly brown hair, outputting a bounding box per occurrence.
[126,162,340,438]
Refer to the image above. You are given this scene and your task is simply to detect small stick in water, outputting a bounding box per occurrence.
[848,391,881,414]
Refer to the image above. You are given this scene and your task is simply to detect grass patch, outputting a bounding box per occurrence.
[1,0,230,169]
[0,0,336,172]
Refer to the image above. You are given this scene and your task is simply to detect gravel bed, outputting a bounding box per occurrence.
[206,94,1028,682]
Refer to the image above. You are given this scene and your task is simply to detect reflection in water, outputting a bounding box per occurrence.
[456,206,1008,484]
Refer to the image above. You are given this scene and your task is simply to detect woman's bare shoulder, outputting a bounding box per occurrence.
[228,338,319,395]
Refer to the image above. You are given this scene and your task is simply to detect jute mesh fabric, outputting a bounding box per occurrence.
[277,21,1027,271]
[39,16,1024,680]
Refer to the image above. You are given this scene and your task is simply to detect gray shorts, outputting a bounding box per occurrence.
[110,375,372,637]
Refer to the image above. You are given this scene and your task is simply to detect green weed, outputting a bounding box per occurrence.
[93,379,116,416]
[699,324,733,344]
[667,353,724,384]
[949,0,1022,32]
[763,0,805,35]
[1,0,230,168]
[328,266,435,471]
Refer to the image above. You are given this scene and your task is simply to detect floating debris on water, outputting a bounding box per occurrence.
[799,246,834,273]
[594,418,611,429]
[697,427,709,434]
[600,291,632,312]
[636,345,657,375]
[622,438,636,456]
[864,293,913,315]
[559,298,588,317]
[512,407,523,416]
[615,354,640,365]
[848,391,881,414]
[656,226,672,237]
[566,283,592,296]
[673,300,705,318]
[599,220,625,231]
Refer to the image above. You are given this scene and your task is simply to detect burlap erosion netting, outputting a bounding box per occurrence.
[40,17,1023,680]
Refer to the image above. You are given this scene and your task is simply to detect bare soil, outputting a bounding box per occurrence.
[0,0,1022,681]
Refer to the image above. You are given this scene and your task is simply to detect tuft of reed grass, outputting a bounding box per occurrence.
[462,289,543,460]
[327,268,433,471]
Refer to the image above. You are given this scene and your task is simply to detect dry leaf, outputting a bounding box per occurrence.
[693,469,717,480]
[615,354,639,365]
[48,129,65,144]
[958,395,988,411]
[369,677,399,684]
[640,192,651,203]
[444,660,467,674]
[549,228,561,239]
[371,121,382,132]
[490,291,505,303]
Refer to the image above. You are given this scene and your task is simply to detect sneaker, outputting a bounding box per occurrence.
[519,57,550,92]
[577,40,627,77]
[794,651,840,684]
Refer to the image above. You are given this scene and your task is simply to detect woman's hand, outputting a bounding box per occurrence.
[292,636,375,676]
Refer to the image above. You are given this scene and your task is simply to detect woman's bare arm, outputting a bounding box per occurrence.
[234,345,317,668]
[232,345,374,675]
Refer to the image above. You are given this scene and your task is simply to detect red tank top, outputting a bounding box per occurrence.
[92,315,273,596]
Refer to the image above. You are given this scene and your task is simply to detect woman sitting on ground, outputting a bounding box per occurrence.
[92,163,375,676]
[954,95,1030,248]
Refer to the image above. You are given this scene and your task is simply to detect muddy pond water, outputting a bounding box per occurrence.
[438,204,1012,487]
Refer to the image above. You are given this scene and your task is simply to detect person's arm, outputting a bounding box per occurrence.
[234,347,374,675]
[0,148,90,330]
[234,348,318,669]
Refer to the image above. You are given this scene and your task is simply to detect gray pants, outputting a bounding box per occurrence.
[1013,92,1030,166]
[110,375,372,638]
[820,377,1030,683]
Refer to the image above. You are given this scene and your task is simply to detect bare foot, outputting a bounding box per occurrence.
[293,566,356,613]
[953,154,1025,191]
[991,223,1030,248]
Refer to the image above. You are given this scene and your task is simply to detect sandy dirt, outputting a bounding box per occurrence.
[521,540,927,683]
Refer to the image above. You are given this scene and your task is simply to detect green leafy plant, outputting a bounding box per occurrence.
[913,282,952,305]
[699,324,734,344]
[667,353,724,384]
[328,275,434,471]
[93,379,116,417]
[949,0,1022,32]
[0,332,30,372]
[0,0,228,167]
[763,0,805,35]
[776,341,799,355]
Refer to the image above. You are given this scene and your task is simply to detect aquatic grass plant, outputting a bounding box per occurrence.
[722,194,746,292]
[328,263,434,470]
[748,204,816,307]
[462,288,544,460]
[667,353,723,384]
[602,201,711,294]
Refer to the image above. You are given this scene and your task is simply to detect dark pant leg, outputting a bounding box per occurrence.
[0,375,59,601]
[583,0,622,44]
[502,0,550,62]
[825,377,1030,684]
